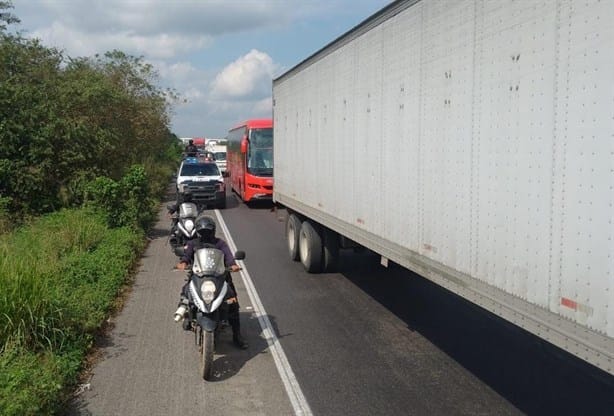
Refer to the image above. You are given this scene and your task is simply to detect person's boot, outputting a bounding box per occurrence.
[228,303,248,349]
[232,328,248,350]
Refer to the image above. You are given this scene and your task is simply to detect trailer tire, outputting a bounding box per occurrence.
[322,228,340,272]
[286,214,302,261]
[299,221,323,273]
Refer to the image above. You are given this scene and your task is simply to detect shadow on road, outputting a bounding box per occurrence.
[223,193,274,211]
[337,251,614,415]
[244,200,275,210]
[222,191,241,209]
[207,312,275,382]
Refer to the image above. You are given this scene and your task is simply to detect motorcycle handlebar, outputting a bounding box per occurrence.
[174,265,241,273]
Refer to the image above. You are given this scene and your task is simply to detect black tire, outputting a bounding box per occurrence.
[286,214,302,261]
[299,220,323,273]
[322,228,340,272]
[217,198,227,209]
[200,329,214,380]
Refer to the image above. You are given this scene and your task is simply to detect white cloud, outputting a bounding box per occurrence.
[210,49,277,100]
[17,0,320,58]
[253,97,273,116]
[156,61,201,82]
[30,21,213,59]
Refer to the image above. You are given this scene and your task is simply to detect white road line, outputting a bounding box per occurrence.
[215,210,313,416]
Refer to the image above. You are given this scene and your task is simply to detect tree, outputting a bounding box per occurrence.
[0,35,66,213]
[0,1,20,33]
[0,7,180,221]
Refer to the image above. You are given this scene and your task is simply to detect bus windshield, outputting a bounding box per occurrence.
[247,128,273,176]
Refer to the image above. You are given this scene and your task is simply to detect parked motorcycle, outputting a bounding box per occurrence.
[167,201,200,254]
[174,245,246,380]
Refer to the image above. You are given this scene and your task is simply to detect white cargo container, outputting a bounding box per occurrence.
[273,0,614,376]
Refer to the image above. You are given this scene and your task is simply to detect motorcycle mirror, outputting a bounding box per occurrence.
[234,250,246,260]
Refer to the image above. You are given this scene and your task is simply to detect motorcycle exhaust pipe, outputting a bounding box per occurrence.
[174,305,187,322]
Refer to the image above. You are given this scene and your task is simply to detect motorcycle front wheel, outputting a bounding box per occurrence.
[199,327,214,380]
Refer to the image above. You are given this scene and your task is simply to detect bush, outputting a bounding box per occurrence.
[0,343,84,416]
[0,207,145,415]
[82,165,156,230]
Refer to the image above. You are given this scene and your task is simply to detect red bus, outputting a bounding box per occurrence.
[226,119,274,202]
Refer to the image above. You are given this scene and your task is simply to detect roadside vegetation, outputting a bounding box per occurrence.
[0,2,182,414]
[0,207,145,415]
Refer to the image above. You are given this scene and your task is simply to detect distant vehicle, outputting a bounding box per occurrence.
[167,199,200,256]
[176,160,226,209]
[226,119,273,202]
[207,143,227,176]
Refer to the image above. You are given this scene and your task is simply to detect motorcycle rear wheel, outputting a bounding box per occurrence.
[200,328,214,380]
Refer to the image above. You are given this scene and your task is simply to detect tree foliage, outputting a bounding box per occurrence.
[0,1,19,32]
[0,15,180,226]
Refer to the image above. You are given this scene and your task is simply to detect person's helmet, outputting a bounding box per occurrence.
[195,216,216,241]
[182,191,192,202]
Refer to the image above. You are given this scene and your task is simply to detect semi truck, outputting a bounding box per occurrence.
[272,0,614,377]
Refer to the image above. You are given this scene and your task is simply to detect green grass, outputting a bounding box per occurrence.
[0,207,146,415]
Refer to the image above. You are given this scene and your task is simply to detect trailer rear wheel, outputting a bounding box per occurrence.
[322,228,339,272]
[286,214,302,261]
[299,220,323,273]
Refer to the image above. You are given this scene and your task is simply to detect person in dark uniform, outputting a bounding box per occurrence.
[175,216,248,349]
[184,139,198,157]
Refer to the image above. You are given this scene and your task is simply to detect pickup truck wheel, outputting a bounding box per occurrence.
[299,220,322,273]
[286,214,301,261]
[322,228,339,272]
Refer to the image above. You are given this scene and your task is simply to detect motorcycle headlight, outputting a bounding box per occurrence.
[201,281,216,304]
[184,219,194,232]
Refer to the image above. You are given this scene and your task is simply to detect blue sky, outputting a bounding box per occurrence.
[10,0,390,139]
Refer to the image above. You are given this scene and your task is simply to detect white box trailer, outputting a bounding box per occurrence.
[272,0,614,376]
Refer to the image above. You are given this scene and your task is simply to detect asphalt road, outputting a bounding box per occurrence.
[67,189,614,415]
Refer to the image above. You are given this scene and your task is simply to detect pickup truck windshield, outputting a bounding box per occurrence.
[180,163,220,176]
